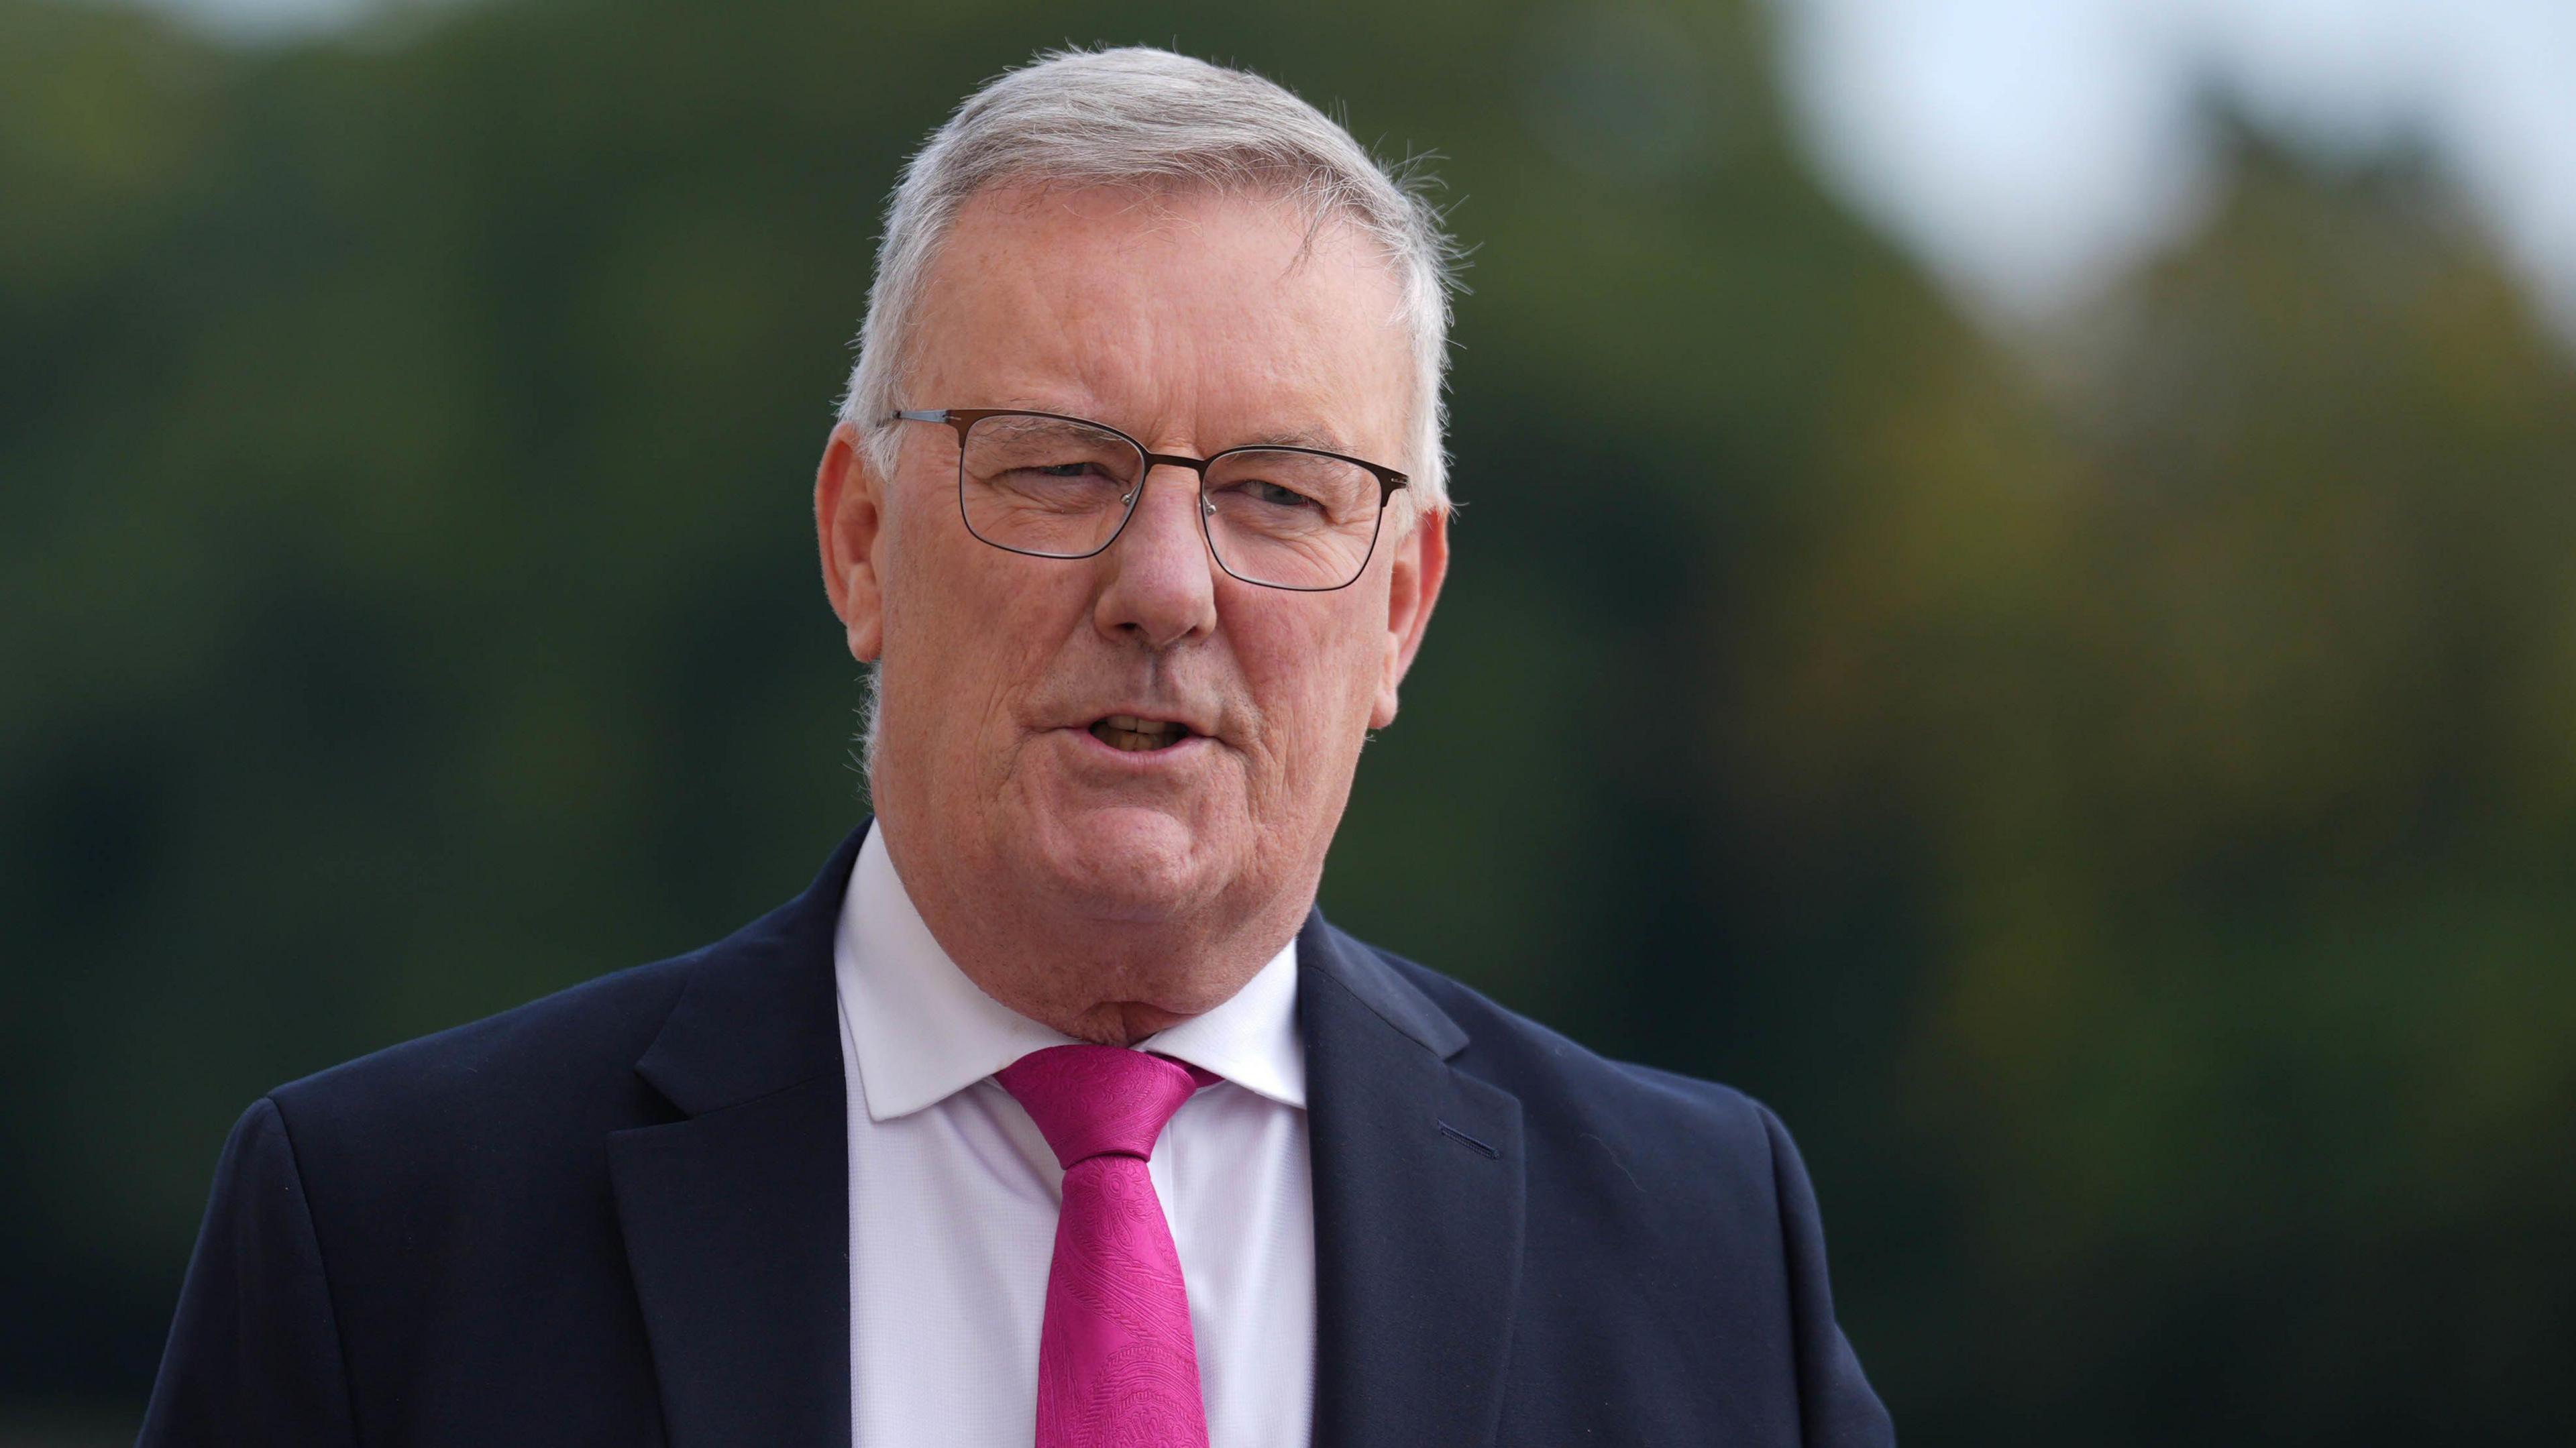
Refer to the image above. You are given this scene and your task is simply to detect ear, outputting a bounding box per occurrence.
[815,419,888,662]
[1371,502,1450,729]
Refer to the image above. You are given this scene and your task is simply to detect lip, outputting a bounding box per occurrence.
[1054,723,1218,768]
[1075,705,1220,737]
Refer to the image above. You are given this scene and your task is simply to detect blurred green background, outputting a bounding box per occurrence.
[6,0,2573,1441]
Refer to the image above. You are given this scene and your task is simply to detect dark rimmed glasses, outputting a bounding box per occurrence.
[888,408,1409,592]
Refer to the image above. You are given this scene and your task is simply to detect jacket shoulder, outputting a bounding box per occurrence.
[1370,944,1786,1184]
[1358,942,1897,1445]
[262,949,700,1182]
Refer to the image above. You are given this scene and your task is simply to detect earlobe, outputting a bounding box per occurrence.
[1371,671,1403,730]
[815,421,888,663]
[850,579,891,659]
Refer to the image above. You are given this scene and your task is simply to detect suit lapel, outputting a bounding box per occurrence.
[608,826,864,1448]
[1301,913,1525,1448]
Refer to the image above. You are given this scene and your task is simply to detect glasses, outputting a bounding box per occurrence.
[888,408,1409,592]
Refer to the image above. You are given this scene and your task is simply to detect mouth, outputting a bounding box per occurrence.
[1086,714,1195,754]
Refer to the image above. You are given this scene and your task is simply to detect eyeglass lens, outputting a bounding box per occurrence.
[957,414,1384,590]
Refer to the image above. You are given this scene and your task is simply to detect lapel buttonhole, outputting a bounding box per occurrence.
[1438,1121,1501,1158]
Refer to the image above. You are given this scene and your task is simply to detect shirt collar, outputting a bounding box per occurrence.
[834,823,1305,1122]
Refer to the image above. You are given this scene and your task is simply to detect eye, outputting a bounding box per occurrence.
[1024,461,1103,479]
[1239,478,1320,510]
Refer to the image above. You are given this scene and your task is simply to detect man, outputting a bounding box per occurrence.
[140,46,1893,1448]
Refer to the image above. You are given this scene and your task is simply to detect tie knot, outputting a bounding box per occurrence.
[996,1044,1212,1168]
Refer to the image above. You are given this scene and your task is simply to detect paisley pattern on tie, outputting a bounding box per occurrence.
[997,1045,1218,1448]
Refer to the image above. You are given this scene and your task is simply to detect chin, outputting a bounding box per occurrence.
[1018,801,1224,923]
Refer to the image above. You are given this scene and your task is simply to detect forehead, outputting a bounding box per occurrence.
[906,182,1413,461]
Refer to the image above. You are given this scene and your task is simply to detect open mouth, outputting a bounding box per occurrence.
[1087,714,1194,753]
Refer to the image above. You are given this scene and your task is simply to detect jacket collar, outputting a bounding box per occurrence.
[629,823,863,1117]
[609,822,865,1448]
[1295,906,1470,1058]
[1299,910,1526,1448]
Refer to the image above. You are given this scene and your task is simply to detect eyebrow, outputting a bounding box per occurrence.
[988,399,1354,457]
[1232,424,1351,453]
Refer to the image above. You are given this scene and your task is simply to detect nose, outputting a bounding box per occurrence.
[1092,462,1219,651]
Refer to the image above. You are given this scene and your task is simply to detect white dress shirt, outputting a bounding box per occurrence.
[833,825,1316,1448]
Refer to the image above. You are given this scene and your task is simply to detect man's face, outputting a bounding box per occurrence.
[819,184,1445,962]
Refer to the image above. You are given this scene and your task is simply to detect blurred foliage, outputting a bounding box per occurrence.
[4,0,2572,1441]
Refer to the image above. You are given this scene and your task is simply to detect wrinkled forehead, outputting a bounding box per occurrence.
[903,181,1415,462]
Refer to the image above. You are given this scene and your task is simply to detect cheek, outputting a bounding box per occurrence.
[889,514,1098,753]
[884,511,1014,724]
[1232,600,1383,766]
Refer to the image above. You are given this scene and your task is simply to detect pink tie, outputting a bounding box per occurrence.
[997,1044,1219,1448]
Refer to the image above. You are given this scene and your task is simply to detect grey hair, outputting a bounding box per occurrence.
[835,45,1464,510]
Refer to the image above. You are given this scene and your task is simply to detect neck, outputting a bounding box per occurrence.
[877,818,1313,1048]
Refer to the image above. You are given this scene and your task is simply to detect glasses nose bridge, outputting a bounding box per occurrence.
[1106,448,1219,562]
[1125,449,1217,515]
[1138,449,1212,486]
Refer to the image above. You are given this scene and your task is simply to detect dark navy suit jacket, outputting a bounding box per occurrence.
[140,823,1894,1445]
